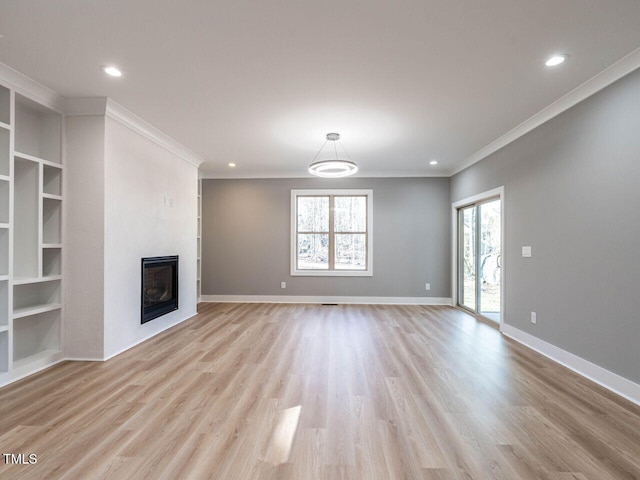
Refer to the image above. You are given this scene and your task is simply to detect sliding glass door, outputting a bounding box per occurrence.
[458,198,501,322]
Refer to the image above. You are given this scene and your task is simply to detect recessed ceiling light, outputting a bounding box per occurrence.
[102,65,122,77]
[429,160,438,165]
[228,163,236,167]
[545,55,567,67]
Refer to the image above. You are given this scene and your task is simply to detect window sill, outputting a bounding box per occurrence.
[291,269,373,277]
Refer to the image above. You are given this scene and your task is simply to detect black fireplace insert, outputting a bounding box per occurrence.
[141,256,178,324]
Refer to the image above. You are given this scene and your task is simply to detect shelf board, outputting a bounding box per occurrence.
[42,243,62,249]
[14,151,64,169]
[0,121,9,131]
[0,275,9,281]
[13,303,62,319]
[13,349,62,372]
[43,193,63,201]
[0,325,8,333]
[0,174,9,182]
[13,275,62,285]
[0,223,9,229]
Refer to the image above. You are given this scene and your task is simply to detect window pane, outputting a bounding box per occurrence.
[461,207,476,310]
[479,199,501,322]
[297,197,329,232]
[334,196,366,232]
[298,234,329,269]
[335,234,366,270]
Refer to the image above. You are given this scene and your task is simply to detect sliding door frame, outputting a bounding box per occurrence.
[451,186,505,328]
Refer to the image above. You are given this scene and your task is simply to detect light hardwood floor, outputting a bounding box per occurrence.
[1,303,639,479]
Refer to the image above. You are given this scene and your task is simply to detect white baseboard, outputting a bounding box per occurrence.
[0,355,66,389]
[103,311,198,361]
[200,295,453,305]
[0,312,199,390]
[501,323,640,407]
[65,357,104,362]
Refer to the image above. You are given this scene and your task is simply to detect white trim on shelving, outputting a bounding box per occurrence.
[201,295,453,305]
[14,150,64,168]
[451,47,640,176]
[501,323,640,407]
[12,303,62,319]
[0,121,10,131]
[40,158,64,170]
[42,193,63,201]
[13,275,62,285]
[0,351,65,389]
[12,349,62,370]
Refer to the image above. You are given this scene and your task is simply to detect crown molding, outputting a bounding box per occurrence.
[451,46,640,176]
[105,99,204,167]
[200,170,449,179]
[0,61,65,113]
[64,96,204,168]
[7,42,640,179]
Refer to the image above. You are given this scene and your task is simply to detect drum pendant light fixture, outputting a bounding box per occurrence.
[308,133,358,178]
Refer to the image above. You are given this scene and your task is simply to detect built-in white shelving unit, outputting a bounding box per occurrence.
[0,85,64,382]
[0,83,10,373]
[197,178,202,302]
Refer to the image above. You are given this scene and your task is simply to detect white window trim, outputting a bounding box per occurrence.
[291,189,373,277]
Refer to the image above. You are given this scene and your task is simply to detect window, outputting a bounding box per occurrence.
[291,189,373,276]
[455,192,502,324]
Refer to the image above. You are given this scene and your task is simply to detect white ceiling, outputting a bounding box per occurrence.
[1,0,640,177]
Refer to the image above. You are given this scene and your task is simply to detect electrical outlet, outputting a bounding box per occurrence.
[531,312,537,324]
[281,282,286,289]
[425,283,431,291]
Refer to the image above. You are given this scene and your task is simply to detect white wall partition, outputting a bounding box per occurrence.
[103,117,198,359]
[63,99,202,362]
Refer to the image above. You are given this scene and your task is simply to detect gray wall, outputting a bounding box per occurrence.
[451,68,640,383]
[202,177,451,298]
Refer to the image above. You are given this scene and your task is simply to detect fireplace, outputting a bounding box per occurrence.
[141,256,179,324]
